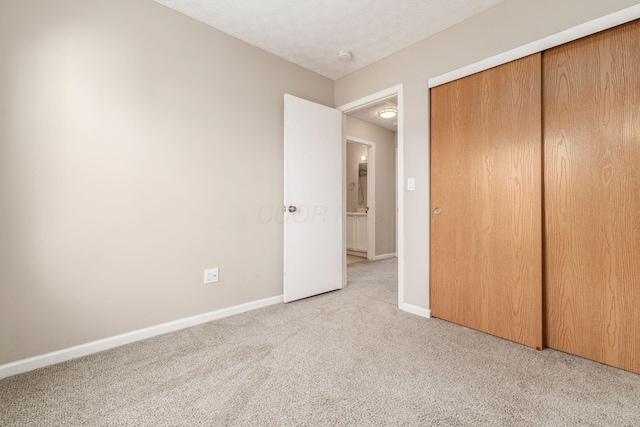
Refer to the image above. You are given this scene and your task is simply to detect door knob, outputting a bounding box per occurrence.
[433,207,442,215]
[288,206,297,213]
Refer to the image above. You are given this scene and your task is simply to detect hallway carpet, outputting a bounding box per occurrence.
[1,258,639,426]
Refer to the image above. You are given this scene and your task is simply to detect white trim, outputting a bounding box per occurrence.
[337,84,405,312]
[341,112,348,289]
[396,88,404,311]
[400,303,432,319]
[0,295,283,380]
[338,86,402,113]
[373,253,396,261]
[428,4,640,88]
[347,250,367,257]
[346,135,376,260]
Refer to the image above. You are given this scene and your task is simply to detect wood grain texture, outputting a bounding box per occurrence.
[543,19,640,374]
[430,54,543,349]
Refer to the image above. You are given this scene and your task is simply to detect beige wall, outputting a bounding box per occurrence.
[0,0,333,365]
[346,117,396,256]
[335,0,640,310]
[2,0,636,367]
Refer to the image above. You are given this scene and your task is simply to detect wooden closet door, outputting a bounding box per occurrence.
[544,20,640,374]
[430,54,543,349]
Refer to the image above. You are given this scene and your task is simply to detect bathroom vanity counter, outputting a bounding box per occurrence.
[346,213,368,254]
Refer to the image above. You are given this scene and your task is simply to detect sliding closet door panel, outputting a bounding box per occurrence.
[431,54,542,349]
[544,20,640,374]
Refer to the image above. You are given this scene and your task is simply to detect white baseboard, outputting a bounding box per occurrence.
[400,302,432,319]
[347,250,366,257]
[373,253,396,261]
[0,295,283,380]
[346,252,396,260]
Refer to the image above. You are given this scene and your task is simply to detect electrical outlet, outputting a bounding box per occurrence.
[204,268,219,284]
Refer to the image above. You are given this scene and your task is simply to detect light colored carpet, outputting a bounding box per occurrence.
[1,258,639,426]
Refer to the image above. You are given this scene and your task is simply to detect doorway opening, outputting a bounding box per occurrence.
[346,139,373,262]
[337,86,404,309]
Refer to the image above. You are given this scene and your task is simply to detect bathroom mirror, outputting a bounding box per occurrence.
[358,163,367,207]
[347,141,369,213]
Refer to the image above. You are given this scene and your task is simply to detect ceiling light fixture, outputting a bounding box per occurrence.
[378,108,397,119]
[337,50,353,62]
[361,156,367,161]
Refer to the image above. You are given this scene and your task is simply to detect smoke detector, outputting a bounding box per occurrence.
[337,50,353,62]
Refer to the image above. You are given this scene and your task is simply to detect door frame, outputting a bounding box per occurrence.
[337,85,405,311]
[346,136,375,260]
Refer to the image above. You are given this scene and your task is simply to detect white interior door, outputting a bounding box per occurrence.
[284,94,343,303]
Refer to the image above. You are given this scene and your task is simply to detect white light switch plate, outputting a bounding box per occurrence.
[407,178,415,191]
[204,268,219,284]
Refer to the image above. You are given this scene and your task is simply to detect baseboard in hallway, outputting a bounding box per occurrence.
[347,254,366,265]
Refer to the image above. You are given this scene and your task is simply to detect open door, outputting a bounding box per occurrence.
[283,94,343,302]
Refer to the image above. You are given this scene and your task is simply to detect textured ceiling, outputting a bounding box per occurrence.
[348,98,398,132]
[153,0,504,80]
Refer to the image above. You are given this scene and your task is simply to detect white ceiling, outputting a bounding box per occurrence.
[348,98,398,131]
[153,0,504,80]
